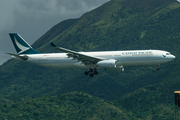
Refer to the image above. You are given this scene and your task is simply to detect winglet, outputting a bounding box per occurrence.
[50,42,57,47]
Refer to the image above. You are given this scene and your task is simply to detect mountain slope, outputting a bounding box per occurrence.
[0,0,179,100]
[0,0,180,119]
[114,62,180,119]
[32,18,78,50]
[0,92,131,120]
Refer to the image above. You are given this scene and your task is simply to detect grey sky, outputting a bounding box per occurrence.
[0,0,110,65]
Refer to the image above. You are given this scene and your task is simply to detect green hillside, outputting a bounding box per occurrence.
[0,0,180,119]
[0,92,131,120]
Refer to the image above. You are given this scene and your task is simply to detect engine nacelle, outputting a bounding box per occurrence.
[105,66,124,72]
[115,66,124,71]
[97,59,116,68]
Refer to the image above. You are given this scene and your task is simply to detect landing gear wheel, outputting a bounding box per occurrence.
[94,71,98,75]
[89,69,93,72]
[84,68,98,77]
[156,64,160,71]
[156,68,160,71]
[89,73,94,77]
[84,71,89,75]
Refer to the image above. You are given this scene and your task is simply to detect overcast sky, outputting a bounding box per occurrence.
[0,0,110,65]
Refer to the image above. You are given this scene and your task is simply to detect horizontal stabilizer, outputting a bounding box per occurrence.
[7,53,28,60]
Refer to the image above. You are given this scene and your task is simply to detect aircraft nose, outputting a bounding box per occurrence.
[172,55,176,59]
[165,54,176,61]
[169,54,176,60]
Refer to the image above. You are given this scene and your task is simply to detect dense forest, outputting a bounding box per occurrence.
[0,0,180,119]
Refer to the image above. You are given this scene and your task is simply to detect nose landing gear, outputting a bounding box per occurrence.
[156,64,160,71]
[84,68,98,77]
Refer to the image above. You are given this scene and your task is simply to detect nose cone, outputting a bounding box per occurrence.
[168,54,176,61]
[172,55,176,59]
[163,54,176,62]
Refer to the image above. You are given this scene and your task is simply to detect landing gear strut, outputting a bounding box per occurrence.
[84,68,98,77]
[156,64,160,71]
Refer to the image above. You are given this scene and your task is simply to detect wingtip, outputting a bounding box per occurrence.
[50,42,57,47]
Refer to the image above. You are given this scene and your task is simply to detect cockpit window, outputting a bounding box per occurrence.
[166,53,170,55]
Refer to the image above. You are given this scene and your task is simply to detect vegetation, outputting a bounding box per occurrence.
[0,92,130,120]
[0,0,180,119]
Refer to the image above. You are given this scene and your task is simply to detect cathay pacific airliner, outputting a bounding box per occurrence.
[7,33,176,77]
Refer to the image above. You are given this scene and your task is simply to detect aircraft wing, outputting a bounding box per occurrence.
[50,43,104,65]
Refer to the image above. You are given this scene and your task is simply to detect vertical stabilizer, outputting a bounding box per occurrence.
[9,33,40,54]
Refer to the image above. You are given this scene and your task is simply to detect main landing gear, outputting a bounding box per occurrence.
[156,64,160,71]
[84,68,98,77]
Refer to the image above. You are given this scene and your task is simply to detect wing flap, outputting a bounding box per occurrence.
[50,43,104,65]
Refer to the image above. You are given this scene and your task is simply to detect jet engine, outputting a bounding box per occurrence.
[97,59,116,68]
[114,66,124,71]
[105,66,124,72]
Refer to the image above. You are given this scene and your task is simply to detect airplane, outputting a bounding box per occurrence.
[7,33,176,77]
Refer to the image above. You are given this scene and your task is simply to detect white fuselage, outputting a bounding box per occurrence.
[17,50,175,68]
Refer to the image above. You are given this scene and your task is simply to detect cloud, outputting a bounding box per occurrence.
[0,0,110,65]
[16,0,60,18]
[0,0,17,32]
[177,0,180,2]
[0,51,10,65]
[15,0,106,19]
[0,0,108,32]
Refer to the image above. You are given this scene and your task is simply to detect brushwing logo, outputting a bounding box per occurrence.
[163,55,166,57]
[14,36,30,54]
